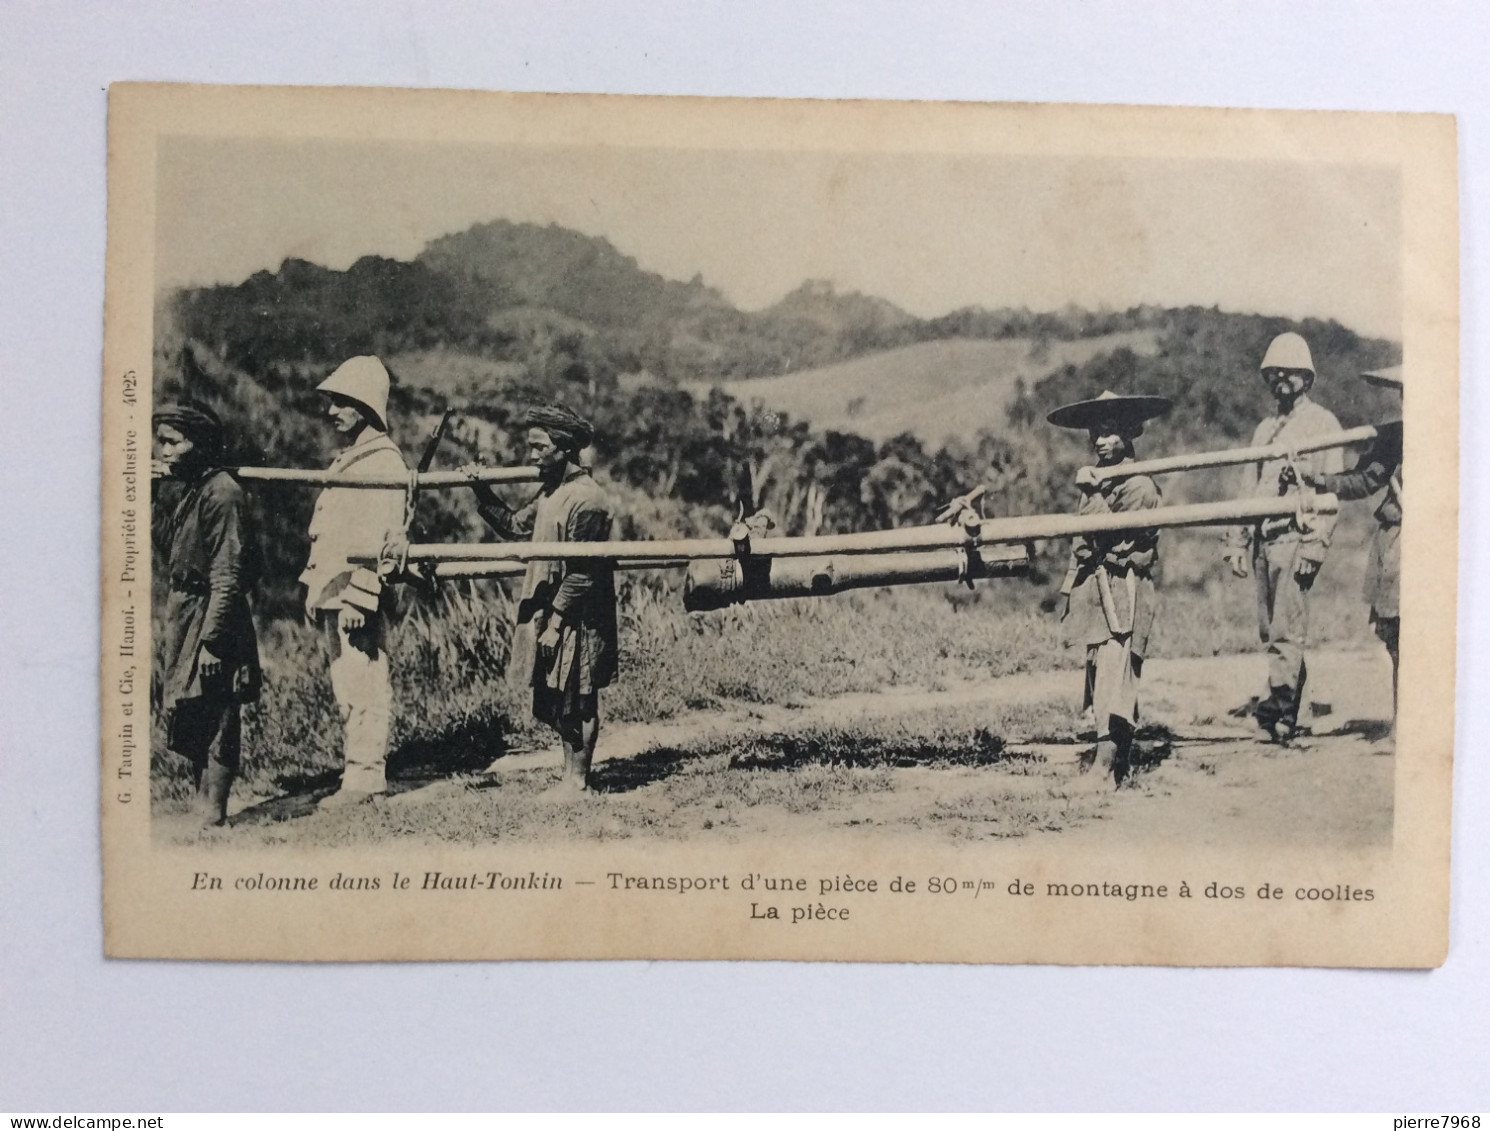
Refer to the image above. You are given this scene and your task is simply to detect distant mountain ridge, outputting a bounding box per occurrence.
[171,218,1207,385]
[157,217,1402,612]
[166,215,1400,451]
[419,219,730,334]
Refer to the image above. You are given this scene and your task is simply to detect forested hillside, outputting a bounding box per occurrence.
[158,218,1400,614]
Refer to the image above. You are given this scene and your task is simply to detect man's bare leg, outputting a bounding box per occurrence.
[557,707,600,791]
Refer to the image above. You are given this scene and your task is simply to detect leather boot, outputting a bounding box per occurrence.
[1111,736,1132,788]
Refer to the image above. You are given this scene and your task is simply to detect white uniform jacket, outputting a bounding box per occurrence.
[299,431,408,614]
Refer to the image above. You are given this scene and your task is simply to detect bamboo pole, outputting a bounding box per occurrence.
[429,562,528,580]
[429,558,684,580]
[401,494,1338,564]
[232,466,540,488]
[1084,425,1378,484]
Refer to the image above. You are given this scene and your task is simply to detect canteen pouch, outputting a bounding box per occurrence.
[341,566,383,613]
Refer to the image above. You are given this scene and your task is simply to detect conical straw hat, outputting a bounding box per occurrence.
[1360,366,1403,390]
[1046,389,1173,433]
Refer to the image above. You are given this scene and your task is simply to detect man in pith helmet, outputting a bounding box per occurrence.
[1223,331,1345,744]
[299,355,409,807]
[1050,390,1172,787]
[1285,366,1403,747]
[467,403,618,793]
[152,401,262,827]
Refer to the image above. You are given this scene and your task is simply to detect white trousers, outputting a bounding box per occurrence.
[322,609,391,793]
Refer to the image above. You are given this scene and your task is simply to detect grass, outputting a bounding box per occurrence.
[189,698,1103,847]
[686,331,1162,445]
[151,508,1383,833]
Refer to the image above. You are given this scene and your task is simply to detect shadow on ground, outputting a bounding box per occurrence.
[587,725,1049,795]
[228,708,517,825]
[1332,718,1393,741]
[387,707,515,783]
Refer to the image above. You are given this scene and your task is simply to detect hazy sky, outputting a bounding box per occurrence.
[157,137,1402,339]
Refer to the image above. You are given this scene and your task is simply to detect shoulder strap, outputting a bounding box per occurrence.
[334,437,404,474]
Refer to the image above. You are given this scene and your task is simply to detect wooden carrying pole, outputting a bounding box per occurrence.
[232,466,541,488]
[429,558,684,580]
[1084,425,1378,484]
[401,494,1338,564]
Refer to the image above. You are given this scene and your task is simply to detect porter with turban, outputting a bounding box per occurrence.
[468,402,617,792]
[151,401,261,826]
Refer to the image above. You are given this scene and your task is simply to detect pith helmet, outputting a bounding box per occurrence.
[1361,365,1403,390]
[1260,332,1315,375]
[1046,389,1172,437]
[317,355,390,430]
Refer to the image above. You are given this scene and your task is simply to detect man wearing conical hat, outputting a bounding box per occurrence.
[299,356,409,807]
[1285,366,1403,747]
[1223,332,1345,744]
[1049,390,1172,787]
[467,402,618,793]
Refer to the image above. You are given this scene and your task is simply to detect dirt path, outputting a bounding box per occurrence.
[191,646,1394,846]
[463,647,1396,848]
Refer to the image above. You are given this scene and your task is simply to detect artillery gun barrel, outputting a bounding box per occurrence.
[1083,425,1379,483]
[232,466,541,488]
[683,543,1031,611]
[428,548,1028,603]
[402,494,1337,564]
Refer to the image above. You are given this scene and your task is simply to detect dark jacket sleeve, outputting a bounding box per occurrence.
[198,477,250,651]
[477,498,537,541]
[551,502,612,619]
[1314,451,1394,502]
[151,479,180,555]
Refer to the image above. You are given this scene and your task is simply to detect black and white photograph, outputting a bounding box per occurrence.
[9,2,1490,1115]
[100,85,1456,965]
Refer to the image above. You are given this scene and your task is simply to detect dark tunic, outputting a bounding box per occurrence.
[153,468,262,725]
[1314,422,1402,620]
[479,467,618,722]
[1061,468,1162,736]
[1061,470,1162,657]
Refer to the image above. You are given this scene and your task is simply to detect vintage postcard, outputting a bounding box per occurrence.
[101,84,1458,964]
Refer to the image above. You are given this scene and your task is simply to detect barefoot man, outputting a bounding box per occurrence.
[467,404,618,793]
[1049,390,1172,787]
[152,401,262,827]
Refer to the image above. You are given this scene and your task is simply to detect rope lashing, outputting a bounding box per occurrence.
[403,468,421,533]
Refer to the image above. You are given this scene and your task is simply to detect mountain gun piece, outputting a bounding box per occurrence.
[682,543,1031,611]
[395,494,1340,565]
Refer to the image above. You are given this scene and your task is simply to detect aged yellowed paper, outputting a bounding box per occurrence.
[102,84,1457,964]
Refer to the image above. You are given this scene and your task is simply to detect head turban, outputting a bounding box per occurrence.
[153,401,225,457]
[523,403,594,452]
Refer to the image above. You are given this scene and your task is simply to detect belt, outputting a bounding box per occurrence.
[1257,517,1299,542]
[1095,566,1138,637]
